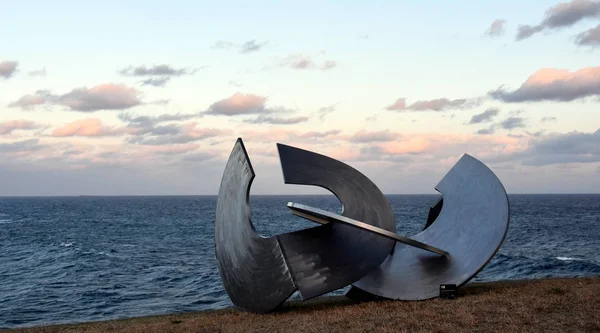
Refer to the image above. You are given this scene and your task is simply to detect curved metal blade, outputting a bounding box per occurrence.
[276,143,397,300]
[348,154,510,300]
[214,138,296,313]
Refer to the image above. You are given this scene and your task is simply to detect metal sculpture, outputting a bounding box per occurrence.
[214,138,510,313]
[215,138,397,313]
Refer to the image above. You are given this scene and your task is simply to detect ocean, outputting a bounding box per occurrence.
[1,194,599,329]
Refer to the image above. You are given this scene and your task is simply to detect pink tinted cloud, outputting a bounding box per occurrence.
[205,93,268,115]
[0,120,41,135]
[52,118,132,137]
[345,132,526,165]
[9,84,142,111]
[385,98,406,111]
[0,61,18,79]
[386,97,476,112]
[7,93,48,109]
[58,84,141,111]
[489,66,600,102]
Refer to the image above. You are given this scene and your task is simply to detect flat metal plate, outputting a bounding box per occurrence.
[348,154,510,300]
[276,143,397,300]
[287,202,449,256]
[214,138,296,313]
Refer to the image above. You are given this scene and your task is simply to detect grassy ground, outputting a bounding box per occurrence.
[7,277,600,333]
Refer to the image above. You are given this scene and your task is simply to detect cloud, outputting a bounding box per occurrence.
[489,66,600,102]
[28,68,46,77]
[213,40,267,53]
[240,130,526,166]
[477,127,496,135]
[149,145,201,156]
[118,64,196,77]
[348,130,399,143]
[279,55,337,71]
[52,118,131,137]
[543,0,600,27]
[281,55,314,69]
[240,40,267,53]
[0,61,18,79]
[203,93,292,116]
[364,138,431,156]
[469,108,500,124]
[575,23,600,46]
[516,0,600,40]
[181,152,221,162]
[541,116,557,122]
[315,104,337,120]
[140,77,171,87]
[500,117,526,130]
[385,98,406,111]
[119,112,196,127]
[127,123,231,145]
[407,98,470,111]
[118,112,199,137]
[55,84,142,112]
[119,112,229,146]
[534,130,599,158]
[494,129,600,166]
[485,19,506,37]
[132,124,181,136]
[298,130,341,139]
[8,84,143,111]
[7,91,49,109]
[241,129,341,143]
[526,130,545,137]
[386,97,480,111]
[118,64,199,87]
[3,127,598,195]
[516,25,545,40]
[332,132,529,165]
[0,139,45,153]
[0,120,41,135]
[244,115,309,125]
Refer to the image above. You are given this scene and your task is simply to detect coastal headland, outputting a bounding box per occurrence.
[7,277,600,333]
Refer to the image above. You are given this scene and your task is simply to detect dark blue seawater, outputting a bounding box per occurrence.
[1,194,599,329]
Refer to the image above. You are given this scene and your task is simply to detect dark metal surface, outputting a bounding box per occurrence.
[349,154,510,300]
[276,143,397,300]
[214,138,296,313]
[287,202,449,256]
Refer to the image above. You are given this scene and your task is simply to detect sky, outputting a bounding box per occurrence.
[1,0,599,196]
